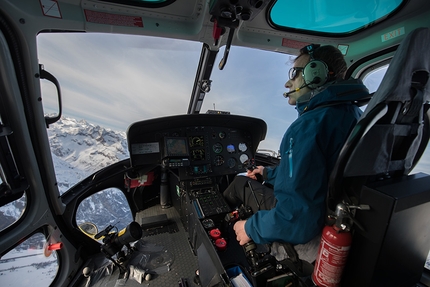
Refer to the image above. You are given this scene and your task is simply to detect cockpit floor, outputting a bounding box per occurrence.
[134,204,200,287]
[80,205,200,287]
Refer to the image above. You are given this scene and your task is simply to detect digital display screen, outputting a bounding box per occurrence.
[165,137,189,157]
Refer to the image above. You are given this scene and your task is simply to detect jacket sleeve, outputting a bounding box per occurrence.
[245,121,329,245]
[264,166,278,184]
[264,135,287,184]
[245,149,327,245]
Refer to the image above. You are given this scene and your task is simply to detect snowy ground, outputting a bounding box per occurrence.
[0,247,58,286]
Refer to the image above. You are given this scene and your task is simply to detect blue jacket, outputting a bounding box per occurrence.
[245,79,369,245]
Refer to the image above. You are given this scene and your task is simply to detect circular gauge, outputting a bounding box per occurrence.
[212,142,223,154]
[214,155,224,166]
[238,143,247,152]
[190,136,204,147]
[219,132,226,139]
[226,144,235,153]
[239,153,249,164]
[227,157,237,168]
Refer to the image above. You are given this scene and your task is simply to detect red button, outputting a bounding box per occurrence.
[209,228,221,240]
[215,238,227,251]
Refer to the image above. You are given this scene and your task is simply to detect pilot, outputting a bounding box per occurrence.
[223,44,370,263]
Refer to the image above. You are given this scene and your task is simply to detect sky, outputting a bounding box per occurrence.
[36,33,430,174]
[37,33,296,153]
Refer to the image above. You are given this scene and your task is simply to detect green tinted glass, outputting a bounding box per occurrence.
[269,0,404,34]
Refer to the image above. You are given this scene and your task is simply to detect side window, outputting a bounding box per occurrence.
[0,232,59,286]
[76,188,133,239]
[363,66,387,93]
[0,192,27,232]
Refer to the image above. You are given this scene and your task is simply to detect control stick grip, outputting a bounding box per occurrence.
[247,161,263,183]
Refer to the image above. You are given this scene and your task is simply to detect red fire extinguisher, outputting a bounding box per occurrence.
[312,203,356,287]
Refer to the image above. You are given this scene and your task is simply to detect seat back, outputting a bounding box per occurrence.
[328,27,430,211]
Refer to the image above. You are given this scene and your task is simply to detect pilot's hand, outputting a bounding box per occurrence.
[233,220,251,246]
[246,165,264,181]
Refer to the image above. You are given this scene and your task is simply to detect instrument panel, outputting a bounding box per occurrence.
[127,114,267,180]
[185,126,252,177]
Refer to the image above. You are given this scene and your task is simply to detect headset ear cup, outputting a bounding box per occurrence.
[302,60,329,89]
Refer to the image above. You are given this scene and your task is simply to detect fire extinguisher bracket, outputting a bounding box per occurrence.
[333,202,370,232]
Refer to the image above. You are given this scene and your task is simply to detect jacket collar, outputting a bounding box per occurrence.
[295,78,369,115]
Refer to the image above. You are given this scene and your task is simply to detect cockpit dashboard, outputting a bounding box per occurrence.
[127,114,267,180]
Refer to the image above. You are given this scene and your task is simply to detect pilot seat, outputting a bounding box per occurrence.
[326,27,430,287]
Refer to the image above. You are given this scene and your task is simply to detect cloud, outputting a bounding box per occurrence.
[38,33,201,130]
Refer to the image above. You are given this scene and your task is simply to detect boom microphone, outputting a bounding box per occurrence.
[283,82,308,98]
[283,78,321,98]
[283,88,301,98]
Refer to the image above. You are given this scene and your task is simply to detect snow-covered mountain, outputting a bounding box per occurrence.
[0,116,131,230]
[48,117,134,230]
[48,117,129,193]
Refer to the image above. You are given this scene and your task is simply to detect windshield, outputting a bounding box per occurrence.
[38,33,296,187]
[37,33,430,191]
